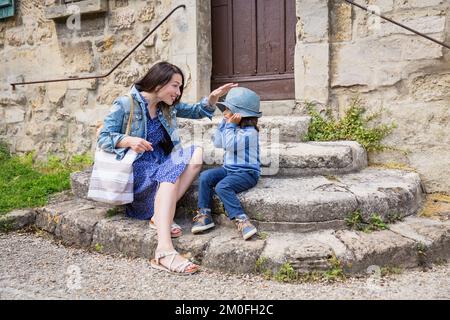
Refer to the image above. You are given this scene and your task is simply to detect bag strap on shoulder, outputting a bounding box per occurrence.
[125,94,135,136]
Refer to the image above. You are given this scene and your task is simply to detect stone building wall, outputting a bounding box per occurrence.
[295,0,449,193]
[329,0,450,193]
[1,0,449,193]
[0,0,203,157]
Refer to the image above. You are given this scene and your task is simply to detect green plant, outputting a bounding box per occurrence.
[257,231,269,240]
[323,256,346,282]
[345,210,365,230]
[417,242,430,268]
[0,216,14,233]
[385,212,403,224]
[366,214,388,232]
[0,141,11,162]
[255,257,273,280]
[106,207,120,218]
[306,99,396,152]
[345,211,389,233]
[255,257,268,273]
[274,262,298,283]
[93,243,103,253]
[262,269,273,280]
[253,212,265,221]
[380,266,403,277]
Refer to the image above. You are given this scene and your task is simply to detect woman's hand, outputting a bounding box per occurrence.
[208,83,238,106]
[118,136,153,153]
[227,113,241,124]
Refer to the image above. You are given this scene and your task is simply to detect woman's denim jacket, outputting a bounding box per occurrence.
[97,85,215,160]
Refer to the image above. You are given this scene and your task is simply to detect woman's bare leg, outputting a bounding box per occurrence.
[150,147,203,237]
[153,179,180,251]
[176,146,203,201]
[153,179,197,272]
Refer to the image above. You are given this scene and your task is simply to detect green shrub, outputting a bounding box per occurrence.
[274,262,298,282]
[345,210,389,233]
[306,99,396,152]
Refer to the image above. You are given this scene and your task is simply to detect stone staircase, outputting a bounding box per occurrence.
[3,113,449,276]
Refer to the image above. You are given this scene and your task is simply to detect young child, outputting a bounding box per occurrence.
[191,87,261,240]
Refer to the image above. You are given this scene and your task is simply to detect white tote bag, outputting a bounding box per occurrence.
[87,148,138,205]
[87,95,138,205]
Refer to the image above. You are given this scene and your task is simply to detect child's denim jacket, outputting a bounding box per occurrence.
[98,85,215,160]
[213,119,261,176]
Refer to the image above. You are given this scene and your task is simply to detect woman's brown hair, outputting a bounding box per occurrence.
[134,61,185,124]
[134,61,184,154]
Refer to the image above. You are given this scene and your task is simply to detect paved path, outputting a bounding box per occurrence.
[0,232,449,300]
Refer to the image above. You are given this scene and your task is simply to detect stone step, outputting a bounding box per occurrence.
[202,140,367,177]
[3,204,449,274]
[176,168,425,232]
[71,168,424,233]
[70,140,367,190]
[177,115,311,143]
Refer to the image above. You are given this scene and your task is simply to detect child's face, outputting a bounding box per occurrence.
[223,108,233,120]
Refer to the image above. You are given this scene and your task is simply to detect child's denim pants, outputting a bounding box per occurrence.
[197,167,259,219]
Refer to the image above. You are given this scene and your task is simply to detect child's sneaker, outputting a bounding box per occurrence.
[191,209,215,234]
[235,214,257,240]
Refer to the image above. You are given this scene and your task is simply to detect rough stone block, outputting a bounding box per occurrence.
[330,0,352,42]
[109,7,136,30]
[92,215,156,258]
[202,230,265,274]
[339,168,424,220]
[44,0,108,20]
[0,210,36,232]
[35,199,97,233]
[60,41,94,73]
[55,206,109,247]
[260,230,353,272]
[4,107,25,124]
[335,229,418,272]
[296,0,329,43]
[70,169,92,200]
[295,42,329,103]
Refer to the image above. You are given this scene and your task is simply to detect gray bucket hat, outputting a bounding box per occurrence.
[216,87,262,118]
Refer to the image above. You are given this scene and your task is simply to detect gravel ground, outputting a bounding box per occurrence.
[0,232,449,300]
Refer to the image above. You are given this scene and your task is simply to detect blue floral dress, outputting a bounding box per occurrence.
[126,110,196,220]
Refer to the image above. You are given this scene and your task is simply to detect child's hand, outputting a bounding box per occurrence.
[227,113,241,124]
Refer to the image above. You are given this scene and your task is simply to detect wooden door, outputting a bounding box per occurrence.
[211,0,296,100]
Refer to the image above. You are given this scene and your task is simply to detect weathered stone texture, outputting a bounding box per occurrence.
[0,0,449,193]
[327,1,450,193]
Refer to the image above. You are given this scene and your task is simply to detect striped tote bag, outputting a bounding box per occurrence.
[87,94,137,205]
[87,148,137,204]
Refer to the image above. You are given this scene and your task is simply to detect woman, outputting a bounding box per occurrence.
[98,61,236,274]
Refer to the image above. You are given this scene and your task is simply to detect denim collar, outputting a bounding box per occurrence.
[130,85,148,108]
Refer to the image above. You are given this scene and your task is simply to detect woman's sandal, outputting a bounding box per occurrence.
[150,219,182,238]
[150,251,199,275]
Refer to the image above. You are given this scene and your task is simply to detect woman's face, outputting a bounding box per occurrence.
[157,73,183,105]
[223,108,233,120]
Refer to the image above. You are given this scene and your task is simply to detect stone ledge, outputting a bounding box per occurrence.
[71,167,423,231]
[10,197,449,275]
[45,0,108,20]
[177,168,424,227]
[0,209,36,232]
